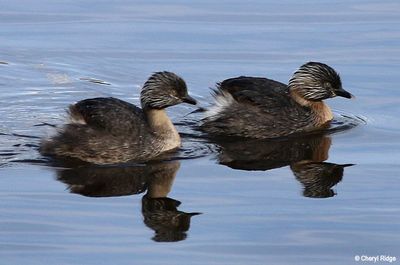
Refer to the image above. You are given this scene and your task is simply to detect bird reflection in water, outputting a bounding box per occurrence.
[55,160,200,242]
[214,134,353,198]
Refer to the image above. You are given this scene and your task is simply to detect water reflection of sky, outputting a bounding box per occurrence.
[0,1,399,265]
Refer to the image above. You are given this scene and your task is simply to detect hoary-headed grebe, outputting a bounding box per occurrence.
[201,62,353,138]
[40,71,196,164]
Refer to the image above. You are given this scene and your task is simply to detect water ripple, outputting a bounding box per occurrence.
[328,111,366,134]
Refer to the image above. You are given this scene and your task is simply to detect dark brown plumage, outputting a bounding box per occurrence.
[40,71,196,164]
[201,62,353,139]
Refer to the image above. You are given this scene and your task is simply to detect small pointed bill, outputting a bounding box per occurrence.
[336,88,355,99]
[183,95,197,105]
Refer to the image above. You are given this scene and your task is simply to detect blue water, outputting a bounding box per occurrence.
[0,1,399,264]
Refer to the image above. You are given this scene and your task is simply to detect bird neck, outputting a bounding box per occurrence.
[147,165,179,198]
[144,108,181,149]
[290,90,333,125]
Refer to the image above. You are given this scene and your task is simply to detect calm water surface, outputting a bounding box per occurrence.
[0,1,399,264]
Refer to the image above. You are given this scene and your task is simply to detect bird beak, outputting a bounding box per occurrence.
[340,163,355,168]
[188,212,202,216]
[182,95,197,105]
[335,87,354,99]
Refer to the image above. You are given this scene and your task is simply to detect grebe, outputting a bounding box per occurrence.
[40,71,196,164]
[201,62,353,138]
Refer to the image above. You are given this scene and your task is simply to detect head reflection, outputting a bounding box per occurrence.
[214,134,353,198]
[55,160,199,242]
[291,161,353,198]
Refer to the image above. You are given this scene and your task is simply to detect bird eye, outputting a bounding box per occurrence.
[323,82,332,89]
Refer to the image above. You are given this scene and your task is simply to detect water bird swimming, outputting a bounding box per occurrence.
[201,62,353,139]
[40,71,197,164]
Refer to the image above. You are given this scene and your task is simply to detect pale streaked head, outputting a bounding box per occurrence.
[140,71,197,109]
[288,62,353,101]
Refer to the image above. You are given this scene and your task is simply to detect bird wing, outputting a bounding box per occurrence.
[69,97,147,136]
[202,76,313,138]
[215,76,293,113]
